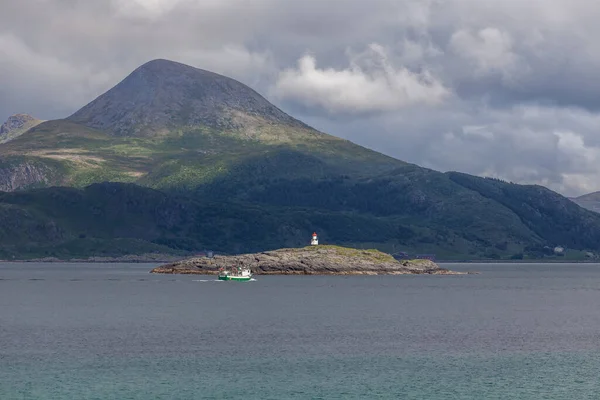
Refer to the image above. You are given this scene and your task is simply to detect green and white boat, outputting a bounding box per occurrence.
[218,266,252,281]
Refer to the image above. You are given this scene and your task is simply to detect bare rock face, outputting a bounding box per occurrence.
[0,114,42,143]
[151,245,462,275]
[68,59,309,136]
[0,161,55,192]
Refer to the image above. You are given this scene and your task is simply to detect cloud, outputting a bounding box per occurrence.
[173,46,276,88]
[110,0,182,18]
[0,33,116,119]
[311,103,600,197]
[273,44,449,114]
[0,1,277,119]
[450,28,519,77]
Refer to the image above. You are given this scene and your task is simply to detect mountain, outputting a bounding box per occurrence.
[68,59,309,136]
[2,176,600,260]
[0,59,401,191]
[0,114,42,144]
[571,192,600,213]
[1,59,600,260]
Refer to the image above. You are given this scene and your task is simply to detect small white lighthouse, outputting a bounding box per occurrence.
[311,232,319,246]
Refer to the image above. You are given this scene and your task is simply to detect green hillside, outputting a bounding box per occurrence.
[0,59,599,260]
[1,174,599,260]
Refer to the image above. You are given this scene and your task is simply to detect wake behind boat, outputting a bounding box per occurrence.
[218,267,252,281]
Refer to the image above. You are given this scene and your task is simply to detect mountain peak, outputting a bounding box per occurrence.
[137,58,203,71]
[0,114,42,143]
[67,59,308,136]
[571,191,600,213]
[133,59,223,80]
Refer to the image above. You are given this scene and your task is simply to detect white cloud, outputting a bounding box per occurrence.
[462,125,494,140]
[110,0,183,18]
[273,44,449,114]
[176,45,276,88]
[432,107,600,196]
[0,30,273,120]
[450,28,519,77]
[0,34,116,118]
[555,131,599,169]
[398,38,443,66]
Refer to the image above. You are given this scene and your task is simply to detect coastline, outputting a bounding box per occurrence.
[0,254,184,263]
[437,259,600,264]
[150,245,468,275]
[2,255,597,265]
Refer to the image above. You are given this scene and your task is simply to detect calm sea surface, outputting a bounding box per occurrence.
[2,262,600,399]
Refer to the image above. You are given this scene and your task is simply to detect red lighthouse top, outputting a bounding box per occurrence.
[312,232,317,236]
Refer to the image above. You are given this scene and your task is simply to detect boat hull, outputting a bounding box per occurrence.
[218,275,252,281]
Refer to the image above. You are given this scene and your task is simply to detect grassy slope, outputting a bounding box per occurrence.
[1,119,599,260]
[295,245,398,263]
[0,118,402,188]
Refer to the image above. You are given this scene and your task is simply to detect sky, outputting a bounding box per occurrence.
[2,0,600,196]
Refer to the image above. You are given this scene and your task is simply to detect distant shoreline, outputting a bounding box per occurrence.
[0,255,184,264]
[437,259,600,264]
[1,255,599,264]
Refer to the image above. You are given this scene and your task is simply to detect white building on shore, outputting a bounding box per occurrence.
[311,232,319,246]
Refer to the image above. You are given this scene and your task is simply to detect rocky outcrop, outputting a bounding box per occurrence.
[0,114,42,143]
[0,160,55,192]
[150,245,463,275]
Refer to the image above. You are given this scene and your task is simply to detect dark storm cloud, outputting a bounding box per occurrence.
[2,0,600,195]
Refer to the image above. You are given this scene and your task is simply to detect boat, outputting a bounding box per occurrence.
[218,266,252,281]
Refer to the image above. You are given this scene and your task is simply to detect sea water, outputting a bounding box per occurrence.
[1,262,600,399]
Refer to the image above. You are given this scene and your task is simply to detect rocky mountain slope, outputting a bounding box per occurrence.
[68,59,310,136]
[1,59,600,260]
[0,114,42,143]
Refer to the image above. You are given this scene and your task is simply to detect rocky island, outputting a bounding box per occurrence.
[150,245,463,275]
